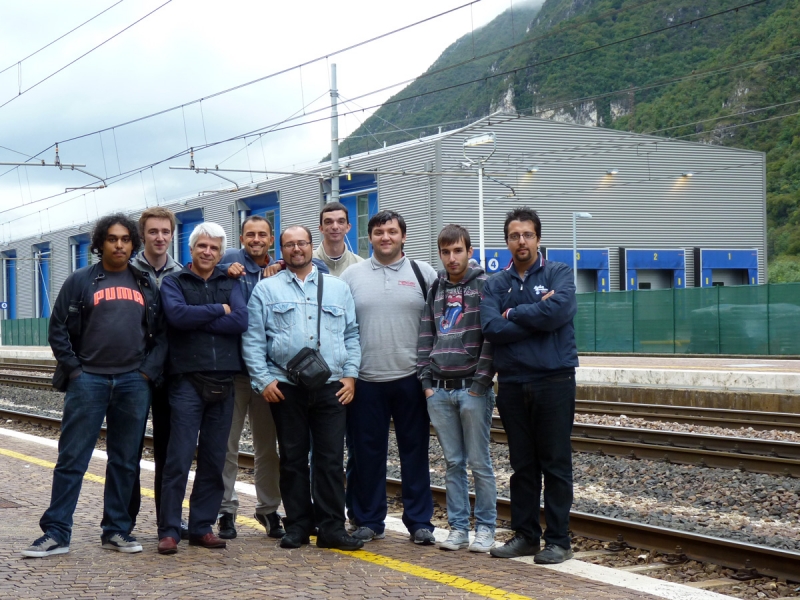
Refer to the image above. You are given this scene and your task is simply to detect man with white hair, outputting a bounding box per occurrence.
[157,222,248,555]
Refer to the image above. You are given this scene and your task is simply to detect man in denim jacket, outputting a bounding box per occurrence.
[242,225,363,552]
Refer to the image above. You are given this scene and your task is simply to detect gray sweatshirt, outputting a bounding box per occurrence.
[340,255,436,382]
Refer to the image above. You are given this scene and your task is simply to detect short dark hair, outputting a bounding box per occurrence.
[438,224,471,250]
[504,207,541,241]
[91,213,141,256]
[367,210,406,237]
[279,225,312,247]
[241,214,272,236]
[320,202,350,225]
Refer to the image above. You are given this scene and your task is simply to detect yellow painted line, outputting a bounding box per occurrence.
[0,447,183,507]
[327,546,534,600]
[2,444,533,599]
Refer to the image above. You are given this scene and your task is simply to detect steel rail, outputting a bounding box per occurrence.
[3,373,797,476]
[2,406,797,582]
[575,400,800,432]
[384,479,800,582]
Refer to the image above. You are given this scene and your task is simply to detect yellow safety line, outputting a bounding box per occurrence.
[327,546,533,600]
[2,445,534,600]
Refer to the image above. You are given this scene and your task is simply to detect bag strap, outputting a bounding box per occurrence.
[409,259,428,302]
[429,277,440,304]
[315,271,323,349]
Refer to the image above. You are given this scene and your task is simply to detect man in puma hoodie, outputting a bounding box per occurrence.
[417,224,496,553]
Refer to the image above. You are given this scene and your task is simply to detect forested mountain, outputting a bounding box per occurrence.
[336,0,800,279]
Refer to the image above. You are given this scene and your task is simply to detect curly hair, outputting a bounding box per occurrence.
[90,213,142,257]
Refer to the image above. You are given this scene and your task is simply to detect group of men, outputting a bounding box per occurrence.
[23,201,579,567]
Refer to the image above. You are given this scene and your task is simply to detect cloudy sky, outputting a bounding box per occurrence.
[0,0,532,243]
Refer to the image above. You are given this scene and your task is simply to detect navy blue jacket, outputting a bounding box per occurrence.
[480,253,578,383]
[161,265,248,375]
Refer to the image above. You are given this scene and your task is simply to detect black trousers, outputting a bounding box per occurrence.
[270,381,347,539]
[496,373,576,549]
[127,383,171,528]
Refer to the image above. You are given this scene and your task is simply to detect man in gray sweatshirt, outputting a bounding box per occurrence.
[340,210,437,546]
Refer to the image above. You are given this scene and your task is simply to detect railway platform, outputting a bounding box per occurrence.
[0,426,733,600]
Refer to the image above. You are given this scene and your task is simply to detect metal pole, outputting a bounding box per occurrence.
[1,258,6,320]
[573,212,578,287]
[478,165,485,269]
[330,63,340,204]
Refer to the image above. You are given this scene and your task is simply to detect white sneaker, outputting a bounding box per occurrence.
[469,525,495,552]
[439,530,469,551]
[101,532,143,553]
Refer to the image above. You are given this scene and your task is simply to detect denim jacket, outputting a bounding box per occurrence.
[242,265,360,392]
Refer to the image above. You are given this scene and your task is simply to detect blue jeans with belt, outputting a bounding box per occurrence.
[40,370,151,545]
[426,386,497,533]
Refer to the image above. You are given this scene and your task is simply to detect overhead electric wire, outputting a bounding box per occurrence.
[0,0,780,227]
[0,0,125,76]
[50,1,483,147]
[0,0,174,110]
[0,0,705,177]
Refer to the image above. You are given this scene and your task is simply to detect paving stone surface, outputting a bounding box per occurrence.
[0,433,661,600]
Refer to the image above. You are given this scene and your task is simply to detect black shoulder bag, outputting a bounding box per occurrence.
[269,273,332,390]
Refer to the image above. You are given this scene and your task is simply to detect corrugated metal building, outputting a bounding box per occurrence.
[0,112,766,319]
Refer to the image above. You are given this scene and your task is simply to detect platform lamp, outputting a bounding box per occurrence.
[572,212,592,288]
[463,132,497,269]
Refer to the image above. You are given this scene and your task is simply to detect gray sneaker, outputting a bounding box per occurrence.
[22,535,69,558]
[351,526,385,542]
[101,532,143,553]
[534,543,574,564]
[469,525,495,553]
[439,530,469,551]
[412,529,435,545]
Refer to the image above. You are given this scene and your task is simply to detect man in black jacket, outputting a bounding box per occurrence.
[157,222,248,555]
[23,213,167,558]
[480,207,578,565]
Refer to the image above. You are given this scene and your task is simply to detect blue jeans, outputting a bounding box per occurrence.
[40,370,150,545]
[496,374,575,548]
[426,388,497,533]
[158,377,234,542]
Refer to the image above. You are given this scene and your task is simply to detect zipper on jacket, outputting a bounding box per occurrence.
[205,281,217,368]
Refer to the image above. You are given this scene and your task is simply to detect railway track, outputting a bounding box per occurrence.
[576,399,800,433]
[3,373,798,476]
[2,406,798,583]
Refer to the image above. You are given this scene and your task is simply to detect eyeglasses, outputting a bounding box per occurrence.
[508,232,537,242]
[281,241,311,250]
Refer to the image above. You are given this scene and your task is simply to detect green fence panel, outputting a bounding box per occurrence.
[575,292,596,352]
[768,282,800,355]
[633,289,675,353]
[0,317,49,346]
[675,286,720,354]
[595,290,633,352]
[718,285,769,355]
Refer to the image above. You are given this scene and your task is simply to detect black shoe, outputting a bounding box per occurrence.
[180,520,189,541]
[255,512,286,538]
[280,529,310,549]
[489,535,540,558]
[217,513,237,540]
[534,543,574,564]
[316,532,364,551]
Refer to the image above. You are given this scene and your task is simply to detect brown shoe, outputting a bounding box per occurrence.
[189,532,226,549]
[157,537,178,555]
